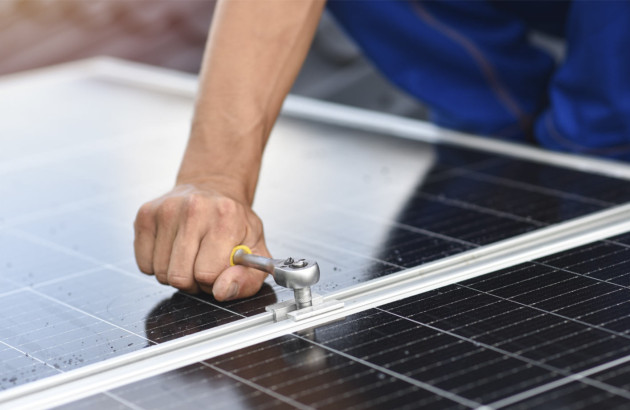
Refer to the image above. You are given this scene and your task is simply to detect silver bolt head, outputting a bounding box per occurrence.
[290,259,307,268]
[273,260,320,289]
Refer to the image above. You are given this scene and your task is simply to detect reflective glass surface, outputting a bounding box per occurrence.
[3,69,630,400]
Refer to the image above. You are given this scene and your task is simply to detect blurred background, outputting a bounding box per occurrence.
[0,0,427,118]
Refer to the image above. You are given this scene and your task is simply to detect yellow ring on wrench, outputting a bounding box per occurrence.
[230,245,252,266]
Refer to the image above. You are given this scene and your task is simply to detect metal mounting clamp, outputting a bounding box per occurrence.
[265,293,344,322]
[230,245,344,321]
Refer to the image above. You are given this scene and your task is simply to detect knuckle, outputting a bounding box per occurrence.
[154,264,168,284]
[168,272,194,291]
[248,213,264,236]
[154,274,168,285]
[194,269,219,285]
[214,196,240,219]
[157,198,180,221]
[136,260,153,275]
[183,194,205,220]
[134,203,155,232]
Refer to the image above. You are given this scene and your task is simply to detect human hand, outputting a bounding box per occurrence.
[133,182,270,301]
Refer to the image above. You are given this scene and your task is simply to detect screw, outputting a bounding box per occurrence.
[291,259,307,268]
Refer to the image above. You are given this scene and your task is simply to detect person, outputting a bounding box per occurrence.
[133,0,630,301]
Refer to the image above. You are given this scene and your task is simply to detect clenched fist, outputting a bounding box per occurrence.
[133,183,271,301]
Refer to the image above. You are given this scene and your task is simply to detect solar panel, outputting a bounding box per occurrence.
[2,60,630,408]
[63,236,630,409]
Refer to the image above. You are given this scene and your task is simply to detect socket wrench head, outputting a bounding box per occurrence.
[273,259,320,290]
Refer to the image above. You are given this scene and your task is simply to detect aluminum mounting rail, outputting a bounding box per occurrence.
[2,202,630,410]
[82,57,630,181]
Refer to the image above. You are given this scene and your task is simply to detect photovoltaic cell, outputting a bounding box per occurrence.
[35,268,242,343]
[502,383,630,410]
[592,361,630,391]
[0,290,147,373]
[0,345,58,391]
[470,158,630,205]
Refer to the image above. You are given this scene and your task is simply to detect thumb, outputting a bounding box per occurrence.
[212,265,268,301]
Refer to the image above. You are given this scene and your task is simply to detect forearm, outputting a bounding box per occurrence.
[177,0,326,204]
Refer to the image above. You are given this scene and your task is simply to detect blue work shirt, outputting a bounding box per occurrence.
[327,1,630,160]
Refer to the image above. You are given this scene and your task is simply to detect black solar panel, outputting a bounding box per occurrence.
[66,237,630,409]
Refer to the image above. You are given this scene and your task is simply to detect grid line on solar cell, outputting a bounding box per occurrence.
[311,384,426,410]
[251,355,345,387]
[272,223,472,281]
[283,366,383,400]
[486,270,580,302]
[487,354,630,408]
[107,363,293,410]
[332,196,538,246]
[539,243,630,282]
[457,282,630,344]
[375,291,629,395]
[176,293,247,318]
[457,170,614,207]
[414,191,549,227]
[321,322,445,361]
[516,279,622,309]
[290,339,480,407]
[204,363,311,410]
[0,268,243,389]
[528,276,629,313]
[59,393,131,410]
[102,392,140,410]
[32,265,112,290]
[470,158,630,205]
[542,241,625,264]
[35,270,243,343]
[449,287,630,366]
[2,188,139,229]
[27,288,152,343]
[396,210,538,245]
[357,310,559,395]
[2,228,246,325]
[0,291,148,379]
[0,340,61,377]
[323,207,479,248]
[376,307,630,402]
[0,288,25,299]
[291,335,480,408]
[607,235,630,249]
[503,382,629,410]
[5,228,108,269]
[593,361,630,390]
[280,229,408,269]
[206,333,471,409]
[420,156,506,185]
[420,176,605,224]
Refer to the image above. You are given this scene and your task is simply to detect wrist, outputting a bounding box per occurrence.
[175,172,254,204]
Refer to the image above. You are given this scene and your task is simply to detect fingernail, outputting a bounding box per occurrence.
[225,282,239,300]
